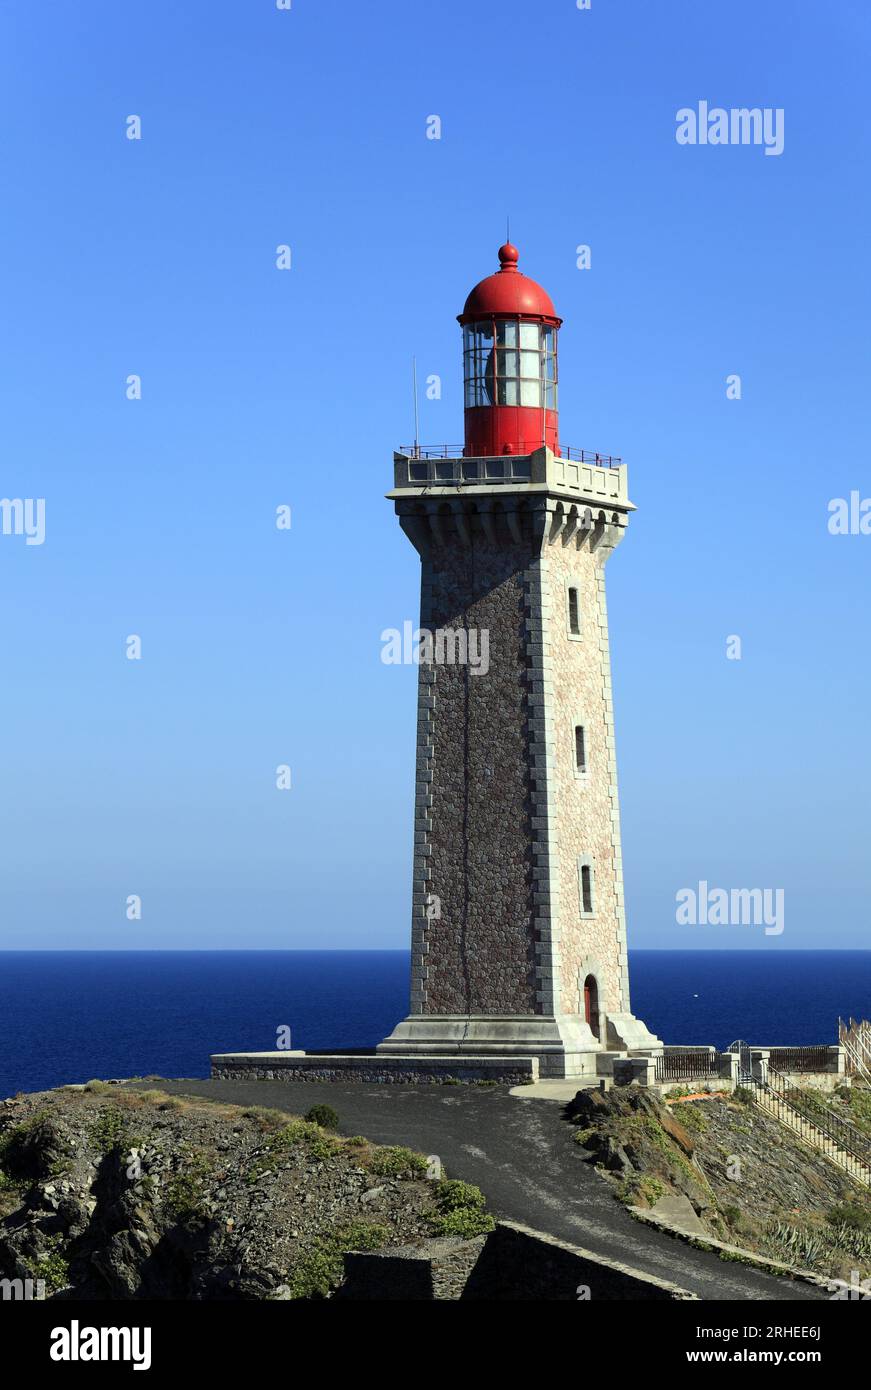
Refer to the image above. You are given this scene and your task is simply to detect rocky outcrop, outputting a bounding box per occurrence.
[0,1087,489,1300]
[567,1085,871,1282]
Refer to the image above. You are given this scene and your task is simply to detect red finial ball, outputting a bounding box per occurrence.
[498,242,519,271]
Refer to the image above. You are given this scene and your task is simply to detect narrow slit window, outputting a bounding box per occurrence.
[581,864,593,916]
[575,725,587,773]
[568,586,580,635]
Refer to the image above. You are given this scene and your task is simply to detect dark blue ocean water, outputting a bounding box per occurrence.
[1,950,869,1099]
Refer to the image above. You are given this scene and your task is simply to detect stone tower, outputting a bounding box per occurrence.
[378,244,660,1079]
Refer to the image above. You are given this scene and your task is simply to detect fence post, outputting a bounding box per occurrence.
[719,1051,740,1089]
[613,1057,655,1088]
[750,1049,770,1085]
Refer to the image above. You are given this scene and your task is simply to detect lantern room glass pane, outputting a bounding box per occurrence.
[481,350,496,404]
[520,378,541,407]
[520,350,540,378]
[496,321,518,346]
[519,322,540,349]
[497,379,519,405]
[545,382,557,409]
[497,350,519,377]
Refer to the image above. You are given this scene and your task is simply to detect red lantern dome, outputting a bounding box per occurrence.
[457,244,562,457]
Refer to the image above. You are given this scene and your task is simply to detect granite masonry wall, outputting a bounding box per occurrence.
[414,535,538,1016]
[210,1054,538,1085]
[340,1221,696,1301]
[404,496,633,1035]
[544,532,629,1022]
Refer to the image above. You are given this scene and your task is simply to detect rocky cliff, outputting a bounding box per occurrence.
[0,1085,492,1299]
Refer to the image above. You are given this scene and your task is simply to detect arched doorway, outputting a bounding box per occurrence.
[583,974,600,1041]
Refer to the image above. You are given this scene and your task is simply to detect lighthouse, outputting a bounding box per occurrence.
[378,244,661,1079]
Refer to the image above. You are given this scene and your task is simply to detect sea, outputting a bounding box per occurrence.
[1,950,869,1100]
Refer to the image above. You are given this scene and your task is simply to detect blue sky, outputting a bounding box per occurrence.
[0,0,869,950]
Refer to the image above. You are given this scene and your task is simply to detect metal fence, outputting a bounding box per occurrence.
[399,444,463,459]
[733,1057,871,1186]
[398,443,623,466]
[766,1046,832,1074]
[560,445,623,467]
[766,1066,871,1183]
[840,1018,871,1082]
[655,1048,720,1083]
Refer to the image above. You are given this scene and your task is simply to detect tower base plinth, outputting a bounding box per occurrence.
[377,1013,662,1080]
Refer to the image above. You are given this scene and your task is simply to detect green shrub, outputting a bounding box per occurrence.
[241,1106,291,1131]
[270,1119,340,1161]
[843,1088,871,1136]
[675,1102,709,1134]
[0,1110,74,1182]
[29,1236,69,1294]
[617,1174,665,1209]
[135,1090,183,1111]
[90,1106,131,1154]
[274,1119,315,1147]
[164,1149,213,1226]
[428,1178,495,1238]
[0,1110,48,1171]
[305,1104,339,1131]
[733,1086,755,1105]
[429,1206,495,1238]
[368,1146,429,1178]
[434,1179,486,1212]
[83,1080,111,1094]
[828,1202,871,1232]
[285,1222,389,1299]
[0,1169,25,1200]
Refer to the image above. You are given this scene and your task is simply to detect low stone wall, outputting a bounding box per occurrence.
[340,1221,697,1301]
[209,1052,538,1086]
[773,1070,845,1094]
[340,1236,487,1300]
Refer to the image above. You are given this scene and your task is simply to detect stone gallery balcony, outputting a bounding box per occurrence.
[391,444,630,510]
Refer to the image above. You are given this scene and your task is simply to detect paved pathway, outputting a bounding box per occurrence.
[137,1078,826,1301]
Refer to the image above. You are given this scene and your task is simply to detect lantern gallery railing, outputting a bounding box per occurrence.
[399,444,623,466]
[561,445,623,467]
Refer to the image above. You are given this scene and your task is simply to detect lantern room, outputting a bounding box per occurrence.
[458,243,562,458]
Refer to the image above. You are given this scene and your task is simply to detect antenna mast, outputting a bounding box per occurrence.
[412,356,420,458]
